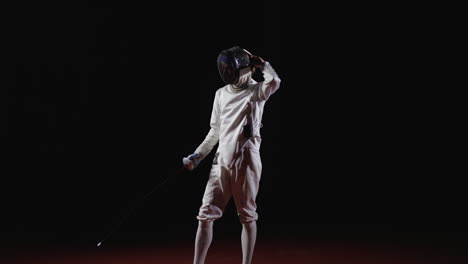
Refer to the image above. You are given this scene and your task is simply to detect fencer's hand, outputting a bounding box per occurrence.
[243,48,265,68]
[183,153,201,171]
[250,55,265,68]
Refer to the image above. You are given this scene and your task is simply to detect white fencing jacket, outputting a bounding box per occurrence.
[195,62,281,168]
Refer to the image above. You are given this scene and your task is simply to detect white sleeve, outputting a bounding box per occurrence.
[195,90,220,160]
[257,61,281,101]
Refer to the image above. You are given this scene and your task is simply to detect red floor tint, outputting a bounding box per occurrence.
[2,240,466,264]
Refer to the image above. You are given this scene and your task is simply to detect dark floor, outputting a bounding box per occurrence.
[2,238,467,264]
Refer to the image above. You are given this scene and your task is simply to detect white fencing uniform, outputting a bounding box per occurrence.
[194,61,281,224]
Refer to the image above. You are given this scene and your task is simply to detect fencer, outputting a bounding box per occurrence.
[183,46,281,264]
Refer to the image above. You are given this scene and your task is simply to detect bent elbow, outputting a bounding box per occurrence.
[272,77,281,90]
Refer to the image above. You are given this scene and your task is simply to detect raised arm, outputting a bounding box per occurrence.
[248,53,281,101]
[257,61,281,101]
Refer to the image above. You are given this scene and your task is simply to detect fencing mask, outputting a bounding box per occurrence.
[217,46,251,85]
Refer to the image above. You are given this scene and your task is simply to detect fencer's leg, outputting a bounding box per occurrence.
[241,221,257,264]
[193,220,213,264]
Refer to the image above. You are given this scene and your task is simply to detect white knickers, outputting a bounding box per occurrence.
[197,147,262,224]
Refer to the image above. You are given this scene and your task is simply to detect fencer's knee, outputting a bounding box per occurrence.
[197,204,223,223]
[240,218,257,225]
[197,220,214,227]
[238,211,258,224]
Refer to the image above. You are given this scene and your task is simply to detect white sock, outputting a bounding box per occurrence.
[241,221,257,264]
[194,221,213,264]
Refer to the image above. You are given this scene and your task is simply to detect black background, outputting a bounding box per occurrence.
[2,1,465,251]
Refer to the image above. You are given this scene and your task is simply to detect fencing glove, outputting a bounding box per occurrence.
[183,153,201,171]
